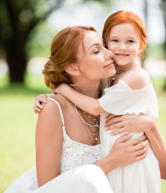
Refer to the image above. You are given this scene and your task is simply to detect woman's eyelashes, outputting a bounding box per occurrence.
[93,46,101,54]
[93,49,100,54]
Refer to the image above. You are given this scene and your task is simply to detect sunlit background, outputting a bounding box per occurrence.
[0,0,166,192]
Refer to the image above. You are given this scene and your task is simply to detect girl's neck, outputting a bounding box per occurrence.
[116,59,140,74]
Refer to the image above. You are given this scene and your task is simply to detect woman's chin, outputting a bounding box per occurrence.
[104,70,116,79]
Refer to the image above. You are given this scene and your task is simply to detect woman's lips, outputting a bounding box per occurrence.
[104,62,114,68]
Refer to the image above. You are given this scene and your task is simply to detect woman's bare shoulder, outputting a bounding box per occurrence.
[51,94,73,109]
[37,94,67,127]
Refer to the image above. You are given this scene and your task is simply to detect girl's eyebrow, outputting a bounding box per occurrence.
[110,36,137,39]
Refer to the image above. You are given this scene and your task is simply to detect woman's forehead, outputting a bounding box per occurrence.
[83,31,103,49]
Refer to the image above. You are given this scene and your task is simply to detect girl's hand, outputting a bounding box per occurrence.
[107,134,149,170]
[33,94,52,114]
[105,114,153,135]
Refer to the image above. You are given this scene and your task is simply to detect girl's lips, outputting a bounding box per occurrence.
[115,53,129,57]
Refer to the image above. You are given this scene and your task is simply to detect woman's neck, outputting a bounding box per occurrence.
[73,80,101,99]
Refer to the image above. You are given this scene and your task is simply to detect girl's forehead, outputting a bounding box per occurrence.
[109,23,140,38]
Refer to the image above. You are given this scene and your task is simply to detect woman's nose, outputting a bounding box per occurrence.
[104,47,113,59]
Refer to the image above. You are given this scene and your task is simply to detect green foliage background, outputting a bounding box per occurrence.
[0,75,166,193]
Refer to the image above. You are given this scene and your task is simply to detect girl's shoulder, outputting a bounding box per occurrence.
[119,68,151,90]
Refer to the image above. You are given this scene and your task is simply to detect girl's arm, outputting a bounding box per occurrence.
[105,114,166,179]
[36,99,63,187]
[55,84,105,116]
[33,93,53,113]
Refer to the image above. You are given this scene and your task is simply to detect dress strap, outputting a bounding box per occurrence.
[47,97,65,127]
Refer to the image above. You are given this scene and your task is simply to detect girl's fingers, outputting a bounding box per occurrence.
[106,122,124,130]
[106,114,122,120]
[111,127,126,135]
[35,101,43,109]
[33,107,40,114]
[105,121,121,128]
[105,117,122,125]
[38,97,47,104]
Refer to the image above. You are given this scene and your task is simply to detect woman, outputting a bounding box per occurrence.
[35,12,166,181]
[47,11,163,193]
[4,26,164,193]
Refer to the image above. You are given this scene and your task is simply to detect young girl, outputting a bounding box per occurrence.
[53,11,161,193]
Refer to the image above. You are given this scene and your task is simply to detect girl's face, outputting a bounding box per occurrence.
[107,23,141,66]
[77,31,116,81]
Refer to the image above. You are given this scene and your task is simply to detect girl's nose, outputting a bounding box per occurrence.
[119,43,127,51]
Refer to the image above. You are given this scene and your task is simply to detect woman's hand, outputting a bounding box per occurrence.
[95,134,149,174]
[105,114,154,135]
[108,134,149,168]
[33,94,53,114]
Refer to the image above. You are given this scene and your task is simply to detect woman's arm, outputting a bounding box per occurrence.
[105,114,166,179]
[145,122,166,179]
[94,134,149,174]
[54,84,105,116]
[36,99,63,187]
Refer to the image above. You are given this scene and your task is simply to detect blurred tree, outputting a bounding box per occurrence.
[0,0,63,83]
[0,0,110,84]
[161,0,166,90]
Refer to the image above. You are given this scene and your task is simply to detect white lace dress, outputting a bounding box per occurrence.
[99,79,161,193]
[5,98,113,193]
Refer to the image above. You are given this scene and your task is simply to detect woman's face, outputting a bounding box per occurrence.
[107,23,141,66]
[77,31,116,81]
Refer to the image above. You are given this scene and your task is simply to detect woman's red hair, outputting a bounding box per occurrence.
[103,10,147,53]
[43,26,96,89]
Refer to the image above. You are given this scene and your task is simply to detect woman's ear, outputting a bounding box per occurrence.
[64,63,80,76]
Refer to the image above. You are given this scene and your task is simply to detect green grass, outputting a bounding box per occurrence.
[0,75,166,193]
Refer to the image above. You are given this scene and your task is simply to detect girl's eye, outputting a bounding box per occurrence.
[128,40,134,43]
[111,39,118,42]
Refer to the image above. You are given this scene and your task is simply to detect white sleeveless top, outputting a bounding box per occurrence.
[47,98,103,173]
[4,98,104,193]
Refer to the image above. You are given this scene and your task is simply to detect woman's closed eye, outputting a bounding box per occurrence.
[93,48,101,54]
